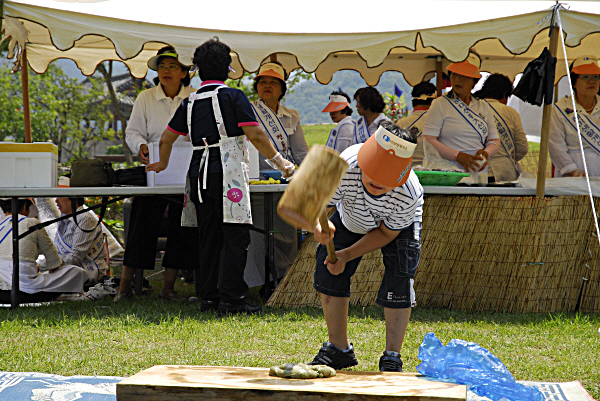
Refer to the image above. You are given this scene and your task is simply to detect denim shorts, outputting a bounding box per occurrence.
[313,211,421,309]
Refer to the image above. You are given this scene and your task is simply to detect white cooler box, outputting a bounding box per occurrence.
[0,142,58,188]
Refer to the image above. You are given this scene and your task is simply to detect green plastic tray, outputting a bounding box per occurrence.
[414,170,469,186]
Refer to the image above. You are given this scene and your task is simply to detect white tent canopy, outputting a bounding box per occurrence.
[3,0,600,85]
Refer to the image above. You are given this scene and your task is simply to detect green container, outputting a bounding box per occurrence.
[414,170,469,186]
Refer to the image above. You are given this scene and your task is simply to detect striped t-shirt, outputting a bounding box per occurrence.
[328,144,424,236]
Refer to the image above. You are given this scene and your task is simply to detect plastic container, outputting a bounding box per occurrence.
[414,170,469,186]
[417,332,544,401]
[261,170,283,181]
[0,142,58,188]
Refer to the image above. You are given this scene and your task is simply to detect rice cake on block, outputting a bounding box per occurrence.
[117,365,466,401]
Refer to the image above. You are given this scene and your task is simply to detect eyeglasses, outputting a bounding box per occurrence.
[158,64,181,71]
[579,74,600,82]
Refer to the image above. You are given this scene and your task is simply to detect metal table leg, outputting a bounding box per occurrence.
[10,196,20,310]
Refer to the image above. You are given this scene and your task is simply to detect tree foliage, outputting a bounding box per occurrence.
[0,64,115,160]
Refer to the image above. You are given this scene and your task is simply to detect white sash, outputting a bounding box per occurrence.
[406,112,427,138]
[251,99,291,160]
[484,99,520,176]
[555,104,600,155]
[353,116,370,144]
[55,221,104,278]
[443,95,488,147]
[0,216,25,245]
[326,118,354,149]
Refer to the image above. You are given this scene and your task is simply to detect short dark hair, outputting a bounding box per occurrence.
[193,37,231,82]
[354,87,385,113]
[0,198,32,215]
[411,82,436,107]
[330,90,353,115]
[152,45,191,87]
[473,73,513,100]
[253,61,288,101]
[378,120,417,145]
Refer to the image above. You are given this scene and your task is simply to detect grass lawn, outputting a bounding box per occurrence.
[1,266,599,398]
[302,124,542,153]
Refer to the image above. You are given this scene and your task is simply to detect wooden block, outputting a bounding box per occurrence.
[117,365,466,401]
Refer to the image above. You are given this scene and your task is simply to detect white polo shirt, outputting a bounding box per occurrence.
[422,94,499,171]
[126,85,197,155]
[351,113,391,145]
[328,145,424,237]
[549,95,600,177]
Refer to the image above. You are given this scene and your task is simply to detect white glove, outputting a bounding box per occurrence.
[266,152,295,179]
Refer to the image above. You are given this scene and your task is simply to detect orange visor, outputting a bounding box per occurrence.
[571,56,600,74]
[322,94,350,112]
[357,126,416,187]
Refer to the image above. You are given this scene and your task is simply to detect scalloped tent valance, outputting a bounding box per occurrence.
[3,0,600,85]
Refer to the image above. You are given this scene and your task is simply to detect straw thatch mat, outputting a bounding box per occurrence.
[520,150,553,178]
[267,196,600,313]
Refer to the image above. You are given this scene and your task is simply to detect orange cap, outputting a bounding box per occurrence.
[357,126,416,187]
[571,56,600,74]
[322,94,350,113]
[447,53,481,79]
[255,62,286,81]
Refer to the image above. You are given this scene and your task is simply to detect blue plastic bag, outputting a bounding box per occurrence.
[416,332,544,401]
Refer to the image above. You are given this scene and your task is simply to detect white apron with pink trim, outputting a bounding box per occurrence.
[182,85,252,226]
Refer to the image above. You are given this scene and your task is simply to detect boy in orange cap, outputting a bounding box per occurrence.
[308,120,424,372]
[322,91,355,153]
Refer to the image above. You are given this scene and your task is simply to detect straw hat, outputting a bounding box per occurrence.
[571,56,600,74]
[447,53,481,79]
[357,125,416,187]
[254,62,287,81]
[147,47,191,71]
[322,94,350,113]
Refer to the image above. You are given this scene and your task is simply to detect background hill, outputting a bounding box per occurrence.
[284,70,414,124]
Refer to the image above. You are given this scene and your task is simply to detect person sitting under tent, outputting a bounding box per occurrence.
[396,81,437,166]
[422,54,500,176]
[308,121,423,372]
[53,197,108,286]
[351,87,391,145]
[549,55,600,177]
[473,73,528,182]
[0,199,86,302]
[322,91,355,153]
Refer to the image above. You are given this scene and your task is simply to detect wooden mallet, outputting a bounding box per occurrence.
[277,145,349,263]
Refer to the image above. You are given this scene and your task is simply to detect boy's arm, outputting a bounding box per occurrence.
[325,224,400,276]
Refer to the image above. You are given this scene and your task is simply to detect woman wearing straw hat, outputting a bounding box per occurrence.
[251,62,309,169]
[396,82,437,166]
[549,56,600,177]
[116,46,200,302]
[322,90,355,153]
[473,74,529,182]
[245,62,308,291]
[422,54,500,176]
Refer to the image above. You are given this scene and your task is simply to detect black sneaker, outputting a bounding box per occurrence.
[218,301,262,316]
[200,299,219,312]
[308,342,358,370]
[379,350,403,372]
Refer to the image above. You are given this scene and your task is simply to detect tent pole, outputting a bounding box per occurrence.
[21,46,32,143]
[535,25,560,198]
[436,56,442,97]
[270,54,277,62]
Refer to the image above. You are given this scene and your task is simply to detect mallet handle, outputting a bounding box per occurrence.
[318,212,337,264]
